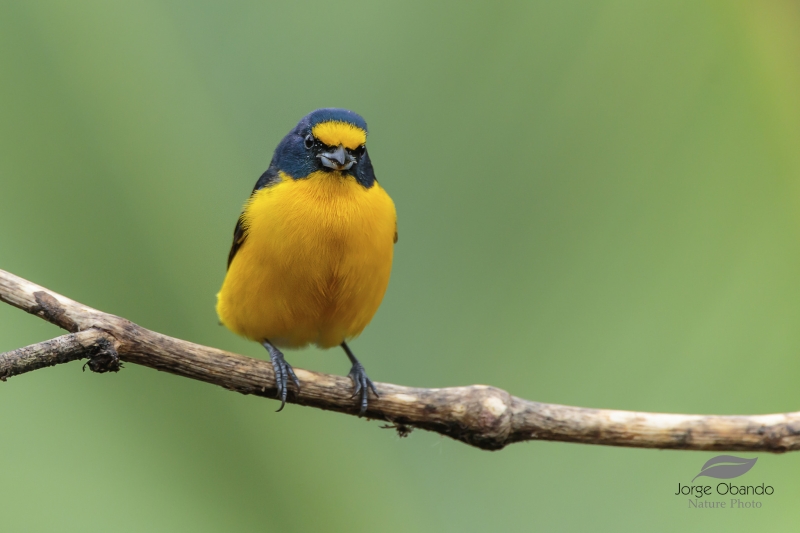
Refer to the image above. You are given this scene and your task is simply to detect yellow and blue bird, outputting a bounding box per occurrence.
[216,108,396,414]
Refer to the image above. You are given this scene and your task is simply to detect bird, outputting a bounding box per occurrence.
[216,108,397,415]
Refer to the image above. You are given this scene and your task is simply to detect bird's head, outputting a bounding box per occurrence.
[271,108,375,188]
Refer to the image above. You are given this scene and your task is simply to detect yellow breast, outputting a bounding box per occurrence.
[216,170,396,349]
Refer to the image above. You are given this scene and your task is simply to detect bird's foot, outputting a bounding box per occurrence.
[262,341,300,412]
[348,362,379,417]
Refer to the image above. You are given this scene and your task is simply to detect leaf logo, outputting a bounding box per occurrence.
[692,456,757,482]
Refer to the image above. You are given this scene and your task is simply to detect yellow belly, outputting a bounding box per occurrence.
[216,170,396,349]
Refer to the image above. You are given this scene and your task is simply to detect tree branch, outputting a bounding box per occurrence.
[1,268,799,452]
[0,328,119,380]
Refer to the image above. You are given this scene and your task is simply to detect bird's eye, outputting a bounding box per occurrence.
[355,145,366,157]
[304,135,314,149]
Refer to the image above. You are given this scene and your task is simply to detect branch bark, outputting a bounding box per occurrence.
[2,268,799,452]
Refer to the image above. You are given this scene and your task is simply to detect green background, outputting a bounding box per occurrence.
[2,1,800,531]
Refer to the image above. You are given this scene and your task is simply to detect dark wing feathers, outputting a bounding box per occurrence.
[227,215,247,269]
[226,166,280,270]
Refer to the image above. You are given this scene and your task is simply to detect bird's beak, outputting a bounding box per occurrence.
[318,145,355,171]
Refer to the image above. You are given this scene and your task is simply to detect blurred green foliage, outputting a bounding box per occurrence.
[2,1,800,531]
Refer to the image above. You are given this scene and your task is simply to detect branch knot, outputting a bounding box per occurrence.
[82,336,121,373]
[457,386,513,450]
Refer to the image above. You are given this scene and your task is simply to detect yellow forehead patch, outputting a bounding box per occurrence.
[312,121,366,150]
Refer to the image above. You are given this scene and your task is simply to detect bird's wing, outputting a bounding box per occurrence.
[226,215,247,269]
[226,166,280,270]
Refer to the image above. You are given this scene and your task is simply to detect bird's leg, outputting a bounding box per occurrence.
[341,341,379,416]
[262,340,300,412]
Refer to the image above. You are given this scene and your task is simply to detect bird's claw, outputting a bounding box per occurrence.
[348,362,379,416]
[266,345,300,412]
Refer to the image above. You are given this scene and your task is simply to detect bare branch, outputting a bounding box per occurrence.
[0,329,118,380]
[1,267,799,452]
